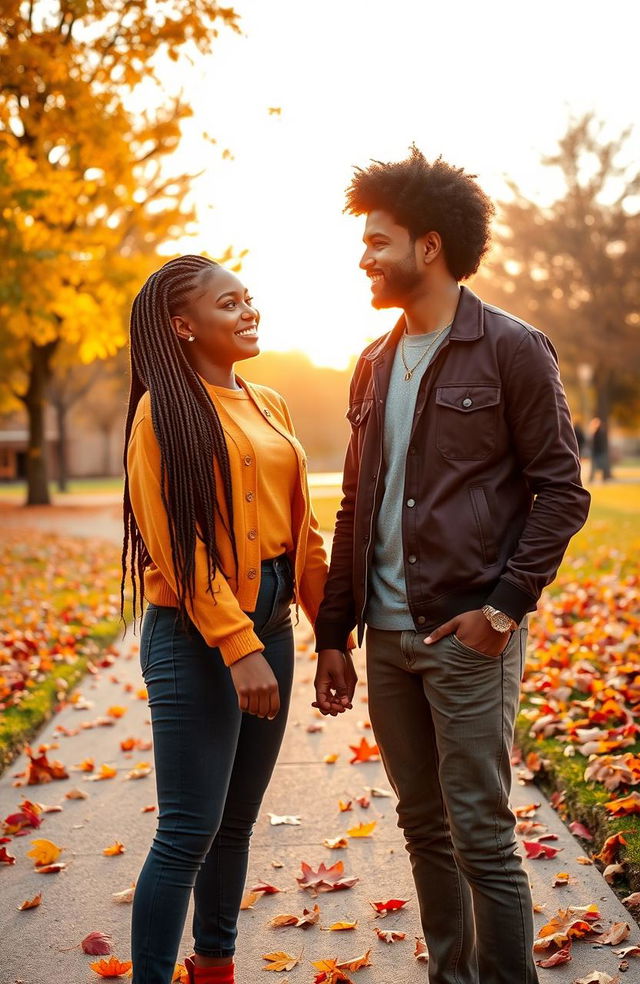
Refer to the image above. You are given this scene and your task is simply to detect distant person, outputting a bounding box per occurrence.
[122,255,352,984]
[313,148,590,984]
[589,416,611,481]
[573,417,587,459]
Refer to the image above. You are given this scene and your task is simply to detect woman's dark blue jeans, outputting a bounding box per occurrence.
[131,556,295,984]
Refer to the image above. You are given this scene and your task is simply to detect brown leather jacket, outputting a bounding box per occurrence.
[315,286,591,651]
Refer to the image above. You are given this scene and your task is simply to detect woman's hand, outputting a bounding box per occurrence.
[424,610,511,658]
[230,651,280,719]
[313,649,358,715]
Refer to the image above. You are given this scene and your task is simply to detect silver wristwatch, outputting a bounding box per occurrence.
[481,605,515,633]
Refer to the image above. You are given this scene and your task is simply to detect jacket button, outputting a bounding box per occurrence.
[417,616,426,625]
[245,491,254,502]
[406,498,415,508]
[462,398,473,408]
[248,529,257,540]
[247,568,257,579]
[244,455,253,466]
[408,554,417,564]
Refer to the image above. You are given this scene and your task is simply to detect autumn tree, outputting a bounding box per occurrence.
[480,114,640,433]
[0,0,241,504]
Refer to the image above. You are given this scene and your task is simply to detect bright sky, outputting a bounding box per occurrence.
[162,0,640,368]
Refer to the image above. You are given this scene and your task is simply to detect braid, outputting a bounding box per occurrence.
[121,255,238,628]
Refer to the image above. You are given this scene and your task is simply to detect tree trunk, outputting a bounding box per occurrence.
[594,371,613,480]
[55,400,69,493]
[101,425,112,477]
[22,340,58,506]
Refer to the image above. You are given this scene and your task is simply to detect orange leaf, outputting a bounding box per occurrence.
[103,841,125,856]
[90,956,133,977]
[323,837,348,850]
[328,920,358,931]
[414,937,429,962]
[106,706,127,719]
[270,904,320,929]
[87,764,117,782]
[262,950,302,971]
[27,838,62,866]
[240,890,263,909]
[338,800,352,813]
[297,860,358,895]
[346,821,376,838]
[604,791,640,816]
[324,754,339,764]
[348,738,379,764]
[18,892,42,910]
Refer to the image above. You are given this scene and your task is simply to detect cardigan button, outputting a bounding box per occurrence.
[243,455,253,466]
[408,554,417,564]
[247,568,257,579]
[248,529,257,541]
[245,491,254,502]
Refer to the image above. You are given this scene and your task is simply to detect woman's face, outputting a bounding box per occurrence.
[173,267,260,366]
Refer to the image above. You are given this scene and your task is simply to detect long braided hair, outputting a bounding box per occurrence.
[121,254,238,626]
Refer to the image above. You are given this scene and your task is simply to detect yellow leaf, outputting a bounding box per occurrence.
[328,920,358,931]
[103,841,125,856]
[261,950,302,971]
[240,890,263,910]
[27,838,62,866]
[347,821,377,838]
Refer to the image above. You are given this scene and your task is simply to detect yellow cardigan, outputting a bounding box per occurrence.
[127,378,333,666]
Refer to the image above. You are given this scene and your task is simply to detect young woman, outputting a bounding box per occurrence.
[122,254,356,984]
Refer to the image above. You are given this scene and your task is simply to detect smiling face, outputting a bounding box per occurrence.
[359,210,424,309]
[171,267,260,367]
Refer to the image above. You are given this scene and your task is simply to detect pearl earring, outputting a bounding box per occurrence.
[187,335,195,342]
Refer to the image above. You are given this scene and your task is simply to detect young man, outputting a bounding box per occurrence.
[313,148,590,984]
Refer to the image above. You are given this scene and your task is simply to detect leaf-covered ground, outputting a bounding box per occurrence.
[0,529,122,769]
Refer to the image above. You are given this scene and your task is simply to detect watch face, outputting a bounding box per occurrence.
[491,613,511,632]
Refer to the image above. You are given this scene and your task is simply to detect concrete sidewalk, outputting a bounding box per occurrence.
[1,616,639,984]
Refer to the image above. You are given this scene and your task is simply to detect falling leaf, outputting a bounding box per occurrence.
[89,956,133,977]
[262,950,302,972]
[347,821,376,838]
[536,944,572,967]
[323,837,348,850]
[82,931,113,955]
[296,860,358,896]
[414,938,429,962]
[18,893,42,910]
[268,813,301,826]
[270,904,320,929]
[240,891,263,909]
[375,928,406,943]
[533,904,602,950]
[328,921,358,931]
[338,800,353,813]
[349,738,379,764]
[27,838,62,866]
[0,845,16,864]
[369,899,409,917]
[14,747,69,786]
[103,841,125,856]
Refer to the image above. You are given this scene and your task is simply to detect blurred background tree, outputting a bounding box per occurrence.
[0,0,240,504]
[476,114,640,442]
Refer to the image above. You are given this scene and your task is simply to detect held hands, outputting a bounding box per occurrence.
[230,651,280,720]
[313,649,358,716]
[424,609,512,658]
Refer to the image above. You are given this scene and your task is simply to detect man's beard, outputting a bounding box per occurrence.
[372,252,422,308]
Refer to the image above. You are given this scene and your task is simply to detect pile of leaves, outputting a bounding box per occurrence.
[517,540,640,888]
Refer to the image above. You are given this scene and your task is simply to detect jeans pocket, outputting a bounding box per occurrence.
[451,632,505,660]
[140,604,160,676]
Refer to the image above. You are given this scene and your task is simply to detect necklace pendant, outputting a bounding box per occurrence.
[404,370,413,381]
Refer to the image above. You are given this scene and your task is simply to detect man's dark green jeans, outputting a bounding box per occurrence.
[366,623,538,984]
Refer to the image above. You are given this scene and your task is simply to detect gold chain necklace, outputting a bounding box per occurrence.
[400,325,450,381]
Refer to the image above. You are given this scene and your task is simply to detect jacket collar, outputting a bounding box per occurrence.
[364,284,484,362]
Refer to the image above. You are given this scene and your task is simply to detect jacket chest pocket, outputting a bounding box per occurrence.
[435,385,501,460]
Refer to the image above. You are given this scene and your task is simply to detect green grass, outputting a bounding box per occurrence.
[0,476,124,500]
